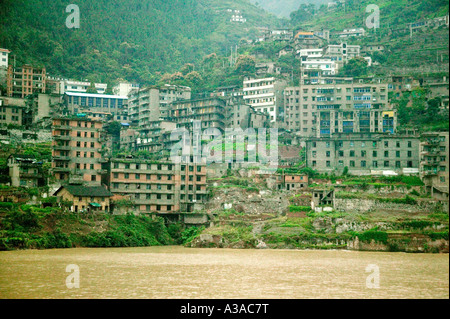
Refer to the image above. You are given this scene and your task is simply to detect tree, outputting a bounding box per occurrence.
[234,55,256,75]
[86,82,98,94]
[185,71,203,86]
[340,57,369,77]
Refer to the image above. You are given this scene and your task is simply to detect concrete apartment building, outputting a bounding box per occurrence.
[135,120,177,155]
[0,48,10,69]
[63,92,128,122]
[110,159,207,214]
[7,155,44,188]
[52,116,107,186]
[128,85,191,127]
[60,80,108,95]
[112,82,140,97]
[169,97,227,132]
[420,132,449,200]
[243,77,287,124]
[294,32,325,50]
[226,98,270,130]
[338,28,366,38]
[0,48,10,84]
[305,132,421,175]
[7,65,46,98]
[284,79,393,137]
[0,97,26,126]
[324,43,361,68]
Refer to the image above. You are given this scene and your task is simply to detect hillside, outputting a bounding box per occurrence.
[250,0,329,18]
[0,0,281,85]
[289,0,449,74]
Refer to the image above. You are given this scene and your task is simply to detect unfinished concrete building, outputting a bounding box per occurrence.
[305,132,421,175]
[284,79,393,137]
[7,155,44,188]
[51,116,108,186]
[420,131,449,200]
[109,159,207,214]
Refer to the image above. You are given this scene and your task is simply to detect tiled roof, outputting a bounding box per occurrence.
[54,185,112,197]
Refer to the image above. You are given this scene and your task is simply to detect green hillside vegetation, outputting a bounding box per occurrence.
[289,0,449,73]
[0,0,281,86]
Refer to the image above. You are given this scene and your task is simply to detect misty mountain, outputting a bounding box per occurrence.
[250,0,329,18]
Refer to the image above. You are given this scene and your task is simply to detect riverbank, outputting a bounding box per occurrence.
[1,201,448,253]
[0,204,183,250]
[188,210,449,253]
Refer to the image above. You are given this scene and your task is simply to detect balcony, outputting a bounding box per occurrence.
[53,145,71,151]
[53,125,73,131]
[54,135,71,141]
[53,167,71,173]
[20,172,43,179]
[53,156,71,161]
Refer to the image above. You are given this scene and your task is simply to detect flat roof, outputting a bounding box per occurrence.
[65,92,127,99]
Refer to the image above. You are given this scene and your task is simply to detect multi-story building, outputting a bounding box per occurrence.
[267,29,293,41]
[226,101,270,130]
[284,79,393,137]
[51,116,108,186]
[63,92,128,122]
[305,132,421,175]
[243,77,287,124]
[112,82,140,97]
[158,84,192,120]
[324,43,361,68]
[53,79,108,95]
[128,85,191,127]
[420,132,449,200]
[0,48,10,69]
[169,97,227,132]
[135,120,177,155]
[338,28,366,38]
[0,97,26,126]
[109,159,207,213]
[301,58,338,77]
[7,65,46,98]
[297,48,324,61]
[294,32,324,50]
[7,155,44,188]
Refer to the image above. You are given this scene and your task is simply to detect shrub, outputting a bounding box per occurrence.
[289,205,311,212]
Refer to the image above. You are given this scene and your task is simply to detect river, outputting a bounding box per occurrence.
[0,247,448,299]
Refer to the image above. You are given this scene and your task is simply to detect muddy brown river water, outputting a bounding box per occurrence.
[0,246,448,299]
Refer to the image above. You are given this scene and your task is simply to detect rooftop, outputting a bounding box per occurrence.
[54,185,113,197]
[65,92,127,99]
